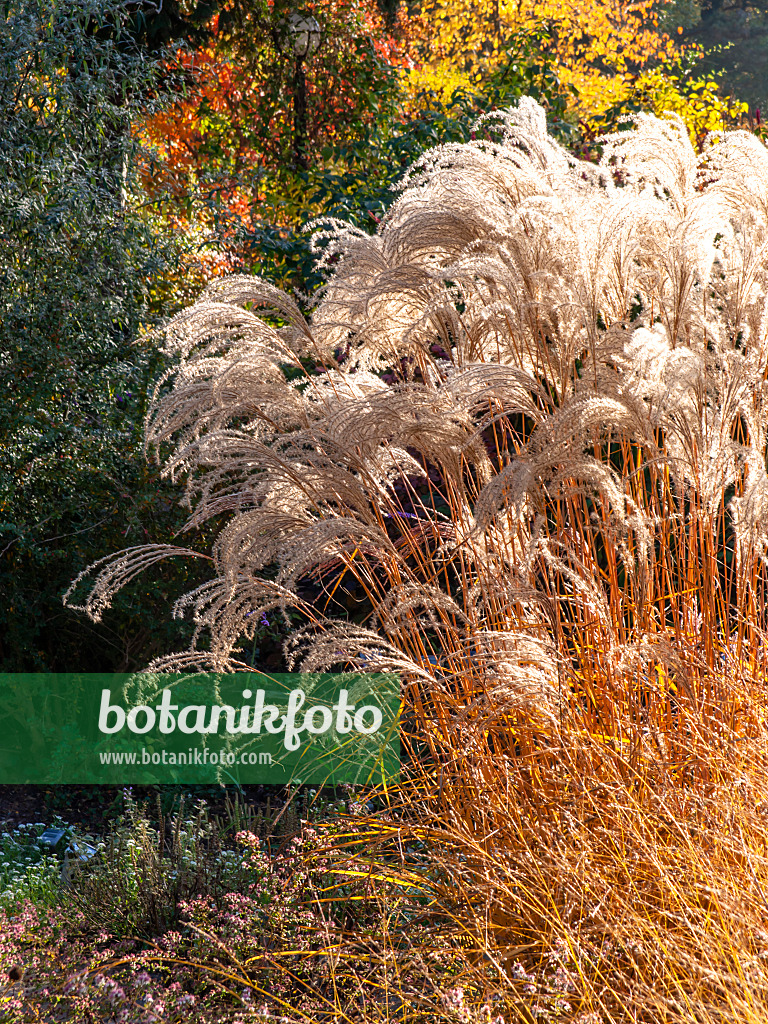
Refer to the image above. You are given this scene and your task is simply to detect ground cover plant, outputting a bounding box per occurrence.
[49,96,768,1022]
[1,788,473,1023]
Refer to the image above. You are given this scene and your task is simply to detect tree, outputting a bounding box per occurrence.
[405,0,753,147]
[408,0,680,119]
[136,0,585,300]
[137,0,411,276]
[671,0,768,113]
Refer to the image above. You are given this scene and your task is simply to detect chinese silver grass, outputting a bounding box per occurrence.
[64,107,768,1015]
[67,99,768,754]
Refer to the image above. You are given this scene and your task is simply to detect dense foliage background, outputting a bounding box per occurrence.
[0,0,762,672]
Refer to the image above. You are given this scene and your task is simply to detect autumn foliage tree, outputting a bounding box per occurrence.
[410,0,676,115]
[139,0,413,285]
[408,0,747,143]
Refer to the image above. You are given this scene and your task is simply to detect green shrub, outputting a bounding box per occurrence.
[0,0,209,672]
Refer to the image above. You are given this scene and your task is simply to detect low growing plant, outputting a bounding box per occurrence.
[0,820,74,912]
[64,792,251,939]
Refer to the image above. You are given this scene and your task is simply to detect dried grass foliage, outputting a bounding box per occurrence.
[66,99,768,1020]
[358,720,768,1023]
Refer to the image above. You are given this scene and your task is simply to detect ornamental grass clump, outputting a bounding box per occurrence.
[66,98,768,1020]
